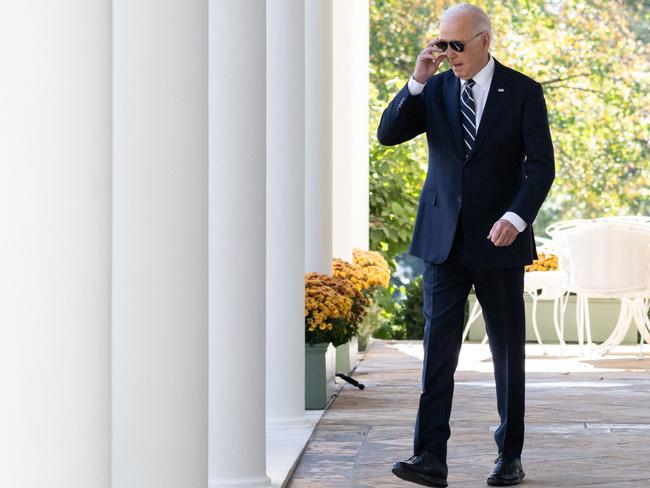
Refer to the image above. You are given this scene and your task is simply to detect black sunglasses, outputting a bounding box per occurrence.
[435,31,484,53]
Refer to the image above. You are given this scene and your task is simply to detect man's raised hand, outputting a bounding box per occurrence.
[413,39,447,84]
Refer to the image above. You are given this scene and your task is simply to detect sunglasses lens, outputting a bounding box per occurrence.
[435,41,448,51]
[449,41,464,52]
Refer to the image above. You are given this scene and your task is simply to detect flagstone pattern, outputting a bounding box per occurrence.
[287,340,650,487]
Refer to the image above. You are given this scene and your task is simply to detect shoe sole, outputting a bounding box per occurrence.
[392,466,448,487]
[486,472,526,486]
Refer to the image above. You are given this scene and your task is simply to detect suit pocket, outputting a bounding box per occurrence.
[421,189,437,206]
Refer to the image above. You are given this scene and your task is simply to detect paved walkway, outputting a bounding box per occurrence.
[287,340,650,487]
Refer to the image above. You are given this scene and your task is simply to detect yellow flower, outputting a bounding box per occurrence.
[525,252,559,272]
[304,271,355,340]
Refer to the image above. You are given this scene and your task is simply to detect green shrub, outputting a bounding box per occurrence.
[394,276,426,339]
[378,274,472,341]
[358,296,388,350]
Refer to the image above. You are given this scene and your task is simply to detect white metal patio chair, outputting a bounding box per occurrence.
[462,292,487,345]
[596,215,650,226]
[558,221,650,355]
[524,270,570,354]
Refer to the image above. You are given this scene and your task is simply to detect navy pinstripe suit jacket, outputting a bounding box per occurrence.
[377,58,555,269]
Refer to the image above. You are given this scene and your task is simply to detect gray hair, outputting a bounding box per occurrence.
[440,4,493,44]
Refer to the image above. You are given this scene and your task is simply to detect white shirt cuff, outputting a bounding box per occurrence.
[501,212,527,232]
[407,76,426,96]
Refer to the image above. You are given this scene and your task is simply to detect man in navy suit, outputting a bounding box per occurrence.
[377,4,554,487]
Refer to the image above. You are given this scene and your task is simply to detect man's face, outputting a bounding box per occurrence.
[439,14,490,80]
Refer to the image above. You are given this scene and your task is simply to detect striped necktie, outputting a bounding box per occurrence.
[461,79,476,157]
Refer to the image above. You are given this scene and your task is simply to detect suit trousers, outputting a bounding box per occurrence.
[413,215,526,462]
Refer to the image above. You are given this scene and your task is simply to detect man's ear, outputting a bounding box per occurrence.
[482,32,491,52]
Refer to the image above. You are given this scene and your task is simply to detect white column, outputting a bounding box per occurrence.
[209,1,271,488]
[112,1,208,487]
[305,0,334,274]
[332,0,370,260]
[266,0,308,426]
[0,2,111,487]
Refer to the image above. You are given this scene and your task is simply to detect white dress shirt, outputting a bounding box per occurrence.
[406,56,527,232]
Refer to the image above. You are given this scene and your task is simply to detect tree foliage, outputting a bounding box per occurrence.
[370,0,650,257]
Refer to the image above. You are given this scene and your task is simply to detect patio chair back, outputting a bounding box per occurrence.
[563,223,650,297]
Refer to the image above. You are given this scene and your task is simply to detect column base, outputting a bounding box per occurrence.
[266,413,321,488]
[208,475,272,488]
[267,416,314,429]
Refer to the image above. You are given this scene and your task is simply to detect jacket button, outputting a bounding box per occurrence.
[457,195,462,203]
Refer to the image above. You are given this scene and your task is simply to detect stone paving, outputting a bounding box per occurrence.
[287,340,650,487]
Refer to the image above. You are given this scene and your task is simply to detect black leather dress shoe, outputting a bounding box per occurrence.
[391,450,448,487]
[487,454,526,486]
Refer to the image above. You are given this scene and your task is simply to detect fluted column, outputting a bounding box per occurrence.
[332,0,370,260]
[112,1,208,487]
[0,2,111,487]
[209,1,271,487]
[266,0,308,426]
[305,0,334,274]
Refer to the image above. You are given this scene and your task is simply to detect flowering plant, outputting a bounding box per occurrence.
[304,249,391,347]
[525,252,559,272]
[352,248,391,289]
[304,272,354,347]
[332,258,372,333]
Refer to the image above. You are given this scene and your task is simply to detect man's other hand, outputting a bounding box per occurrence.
[487,219,519,247]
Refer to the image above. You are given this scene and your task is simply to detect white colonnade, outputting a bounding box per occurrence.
[266,0,308,428]
[113,0,208,487]
[209,1,271,487]
[0,2,112,487]
[333,0,371,260]
[305,0,334,275]
[0,1,368,486]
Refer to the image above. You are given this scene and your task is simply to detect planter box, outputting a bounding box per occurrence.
[336,341,351,374]
[335,336,359,374]
[358,333,369,352]
[305,342,336,410]
[466,295,636,344]
[349,336,358,368]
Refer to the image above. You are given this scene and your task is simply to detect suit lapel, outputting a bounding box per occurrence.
[465,59,512,162]
[443,71,463,157]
